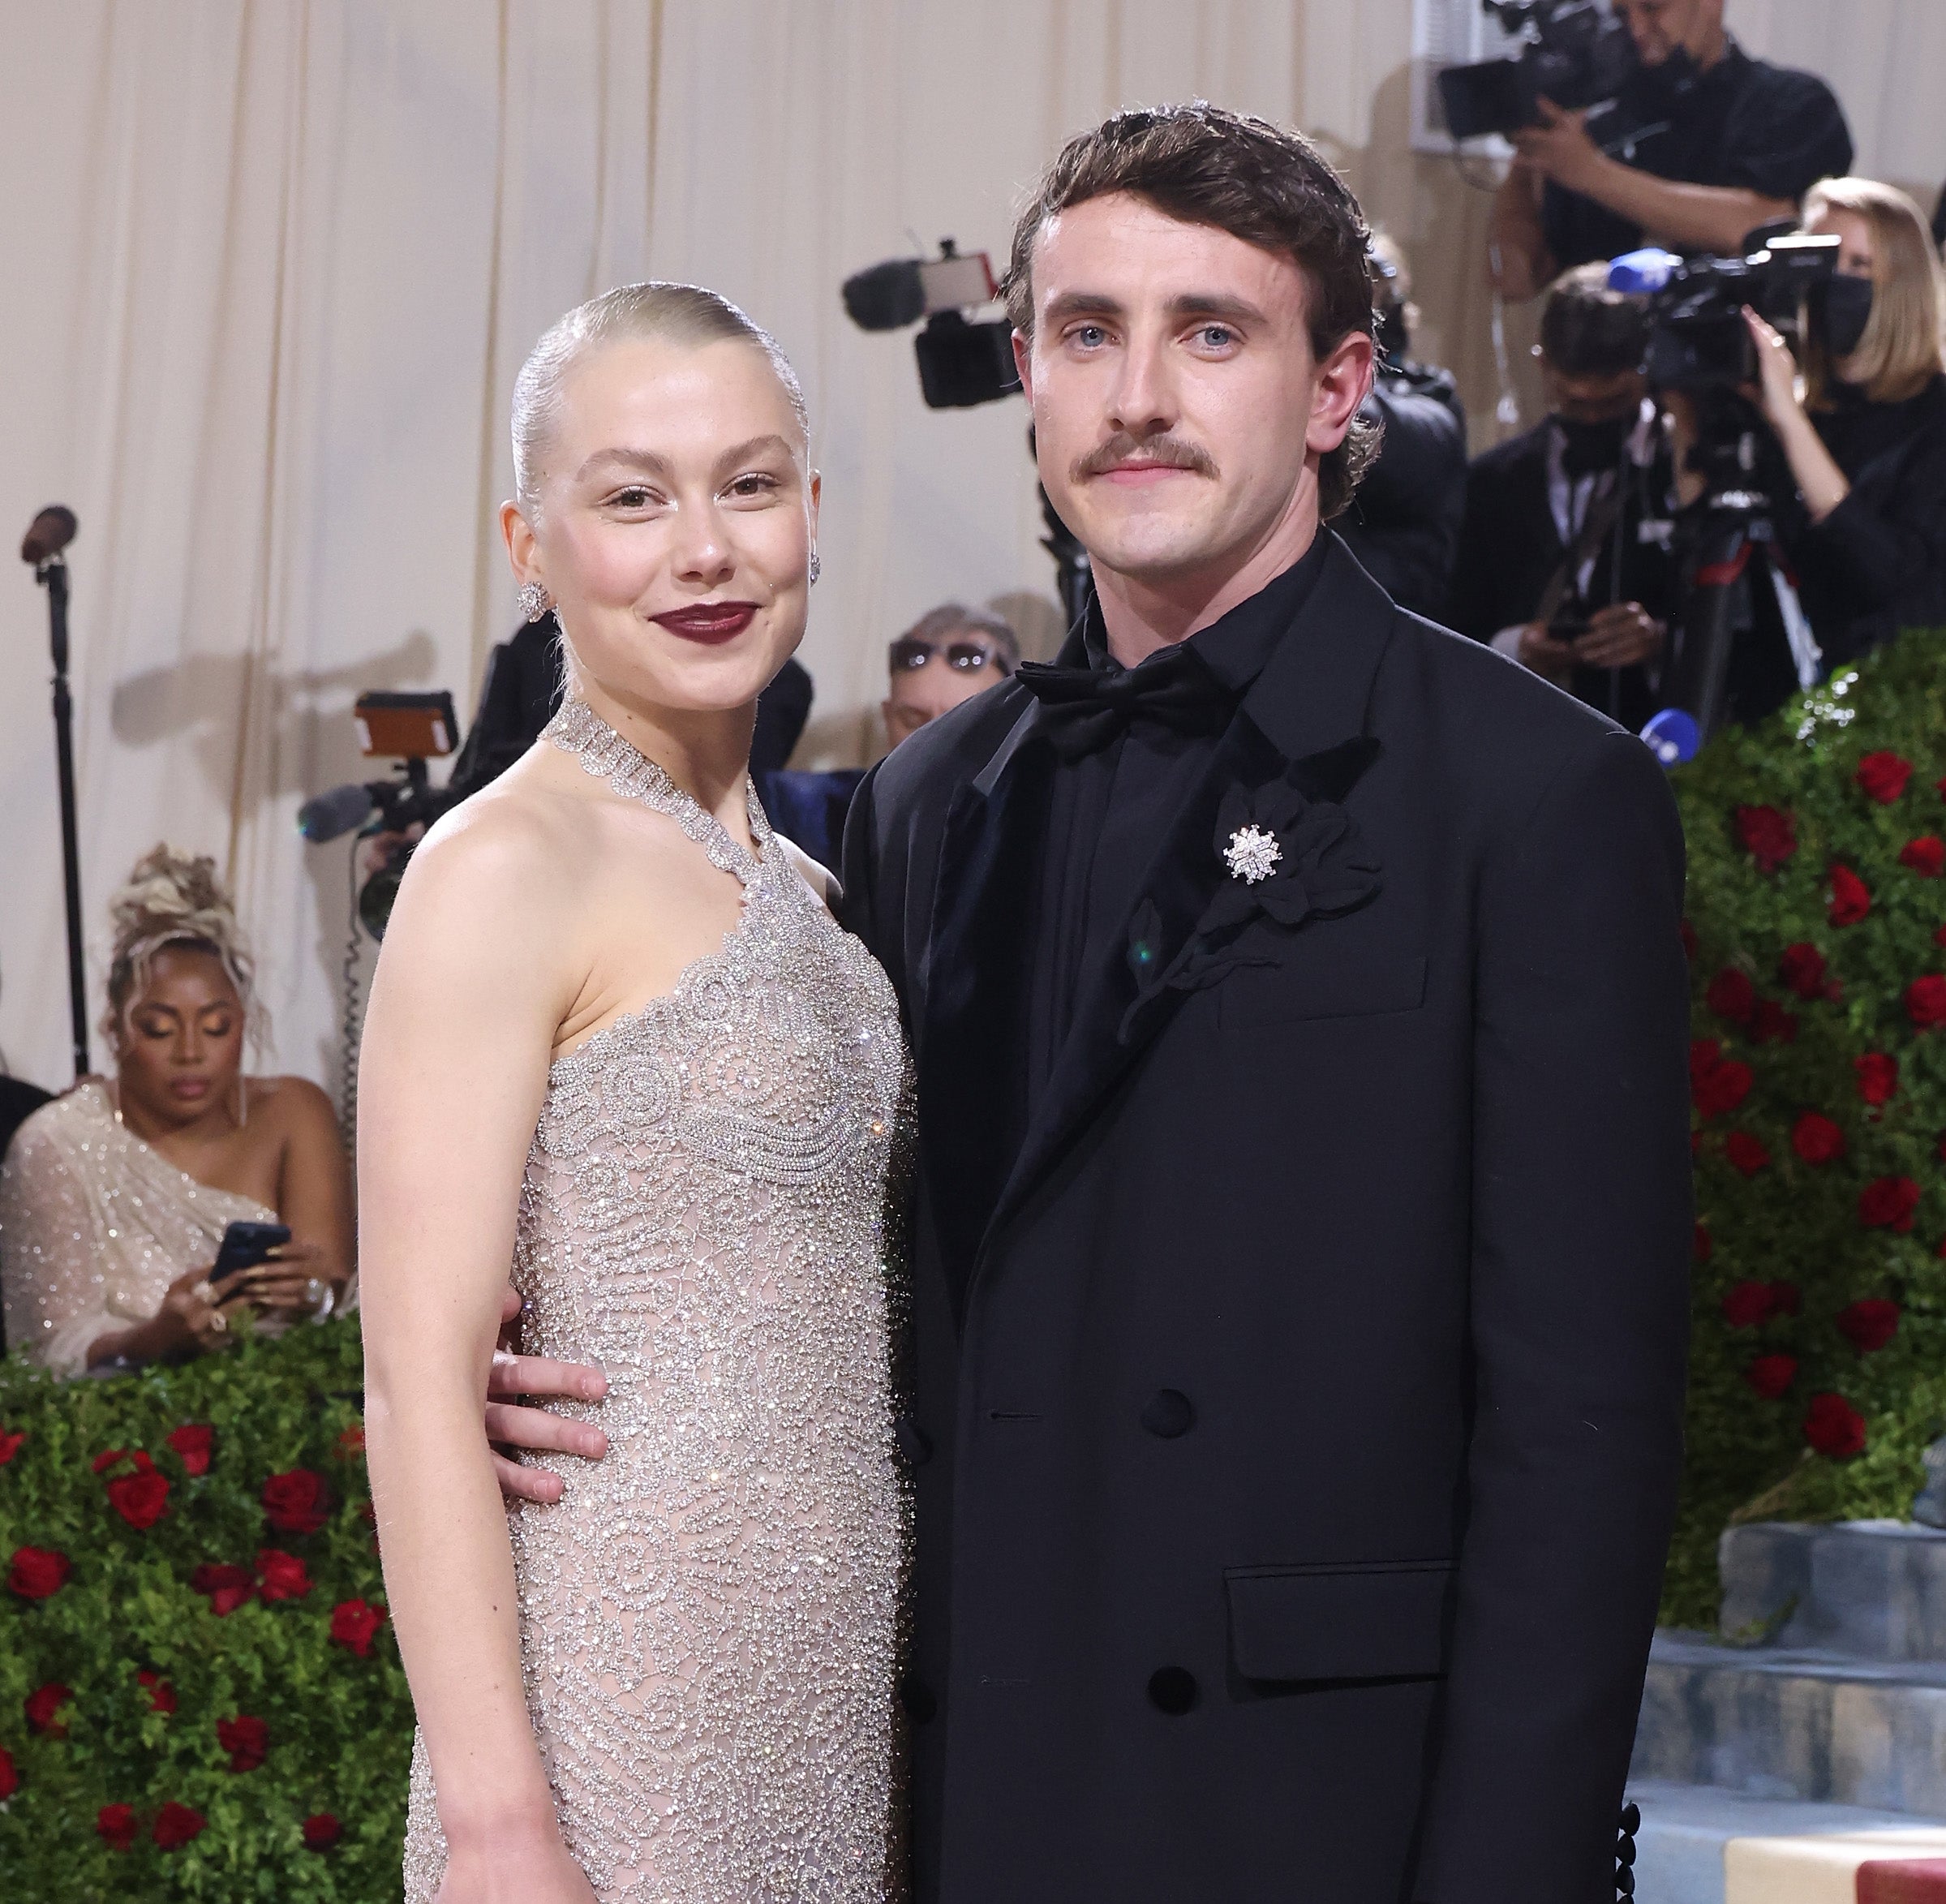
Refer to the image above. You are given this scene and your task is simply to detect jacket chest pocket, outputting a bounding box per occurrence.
[1226,1558,1455,1685]
[1217,953,1427,1029]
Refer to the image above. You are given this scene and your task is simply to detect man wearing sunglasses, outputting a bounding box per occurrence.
[883,604,1020,750]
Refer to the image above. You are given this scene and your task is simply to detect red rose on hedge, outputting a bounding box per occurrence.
[8,1545,70,1599]
[1860,1175,1921,1231]
[97,1803,138,1851]
[1780,943,1828,999]
[330,1597,388,1657]
[1789,1112,1845,1164]
[152,1801,206,1850]
[256,1548,312,1601]
[1909,976,1946,1028]
[1829,864,1872,925]
[190,1562,256,1616]
[1746,1354,1798,1399]
[0,1427,24,1464]
[303,1813,343,1851]
[1805,1391,1868,1459]
[1721,1281,1776,1328]
[136,1670,175,1715]
[0,1746,16,1800]
[24,1683,71,1736]
[1903,836,1946,876]
[1725,1132,1771,1175]
[1690,1042,1754,1120]
[1707,968,1756,1023]
[1694,1223,1713,1261]
[218,1714,268,1773]
[1737,804,1798,870]
[262,1468,329,1536]
[165,1423,212,1476]
[105,1454,170,1531]
[1855,1053,1900,1105]
[1856,750,1914,803]
[1749,999,1798,1044]
[1837,1299,1902,1353]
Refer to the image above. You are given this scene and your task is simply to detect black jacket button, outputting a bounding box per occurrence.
[1140,1389,1194,1438]
[894,1415,933,1466]
[1147,1666,1197,1714]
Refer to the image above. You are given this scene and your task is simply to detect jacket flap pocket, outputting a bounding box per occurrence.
[1225,1559,1455,1683]
[1218,954,1427,1027]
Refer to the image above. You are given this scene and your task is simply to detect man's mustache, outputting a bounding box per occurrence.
[1071,433,1218,483]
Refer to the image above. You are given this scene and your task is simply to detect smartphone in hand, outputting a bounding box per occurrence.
[209,1220,291,1284]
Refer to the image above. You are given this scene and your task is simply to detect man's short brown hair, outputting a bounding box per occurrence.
[1003,101,1380,520]
[1537,263,1650,380]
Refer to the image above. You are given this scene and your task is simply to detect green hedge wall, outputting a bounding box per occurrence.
[0,1317,409,1900]
[1668,630,1946,1631]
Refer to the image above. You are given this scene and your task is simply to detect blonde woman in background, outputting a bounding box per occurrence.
[0,846,353,1373]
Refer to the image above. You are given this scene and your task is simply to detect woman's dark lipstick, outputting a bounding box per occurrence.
[652,601,758,645]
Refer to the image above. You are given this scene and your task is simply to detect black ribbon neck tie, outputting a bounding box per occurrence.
[1018,649,1234,760]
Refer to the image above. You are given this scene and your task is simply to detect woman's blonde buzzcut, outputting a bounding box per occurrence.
[1802,177,1946,408]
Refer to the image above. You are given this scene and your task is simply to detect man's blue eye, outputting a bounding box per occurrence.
[1201,326,1235,348]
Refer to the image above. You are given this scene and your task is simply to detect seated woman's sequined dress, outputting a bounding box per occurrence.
[403,701,910,1904]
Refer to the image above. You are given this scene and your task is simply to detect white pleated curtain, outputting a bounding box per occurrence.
[0,0,1938,1099]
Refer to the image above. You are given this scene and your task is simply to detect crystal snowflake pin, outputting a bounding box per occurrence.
[1223,823,1282,884]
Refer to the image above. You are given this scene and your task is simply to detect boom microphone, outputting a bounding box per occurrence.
[20,505,78,565]
[297,782,380,843]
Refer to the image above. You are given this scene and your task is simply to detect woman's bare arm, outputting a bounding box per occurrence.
[358,798,595,1896]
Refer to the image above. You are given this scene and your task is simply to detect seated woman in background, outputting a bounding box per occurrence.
[0,846,353,1373]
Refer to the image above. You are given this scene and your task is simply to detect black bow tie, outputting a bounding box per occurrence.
[1017,648,1235,761]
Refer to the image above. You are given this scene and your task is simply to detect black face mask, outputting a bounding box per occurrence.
[1375,304,1411,366]
[1812,275,1875,359]
[1555,411,1634,477]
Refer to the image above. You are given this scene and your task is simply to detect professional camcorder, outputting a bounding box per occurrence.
[1437,0,1639,140]
[841,239,1020,409]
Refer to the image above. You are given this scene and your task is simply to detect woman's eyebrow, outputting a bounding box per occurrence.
[574,446,672,482]
[713,433,795,473]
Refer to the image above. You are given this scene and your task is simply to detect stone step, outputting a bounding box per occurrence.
[1629,1778,1946,1904]
[1721,1522,1946,1663]
[1632,1631,1946,1814]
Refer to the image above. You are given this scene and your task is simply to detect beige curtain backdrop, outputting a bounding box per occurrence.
[1,0,1940,1101]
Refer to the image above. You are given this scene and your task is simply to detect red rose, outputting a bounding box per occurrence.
[8,1545,70,1600]
[106,1463,170,1532]
[1746,1354,1798,1399]
[1694,1223,1713,1262]
[1860,1175,1922,1232]
[165,1424,212,1476]
[1791,1112,1846,1165]
[1857,750,1914,803]
[1749,999,1798,1044]
[24,1683,71,1737]
[1909,976,1946,1028]
[190,1562,256,1616]
[1855,1053,1901,1105]
[1680,918,1698,961]
[256,1549,313,1601]
[1721,1280,1775,1328]
[1736,804,1798,871]
[1725,1132,1771,1176]
[1837,1299,1901,1353]
[1768,1280,1802,1317]
[1805,1391,1868,1459]
[303,1812,343,1851]
[262,1468,329,1536]
[90,1446,131,1474]
[0,1746,16,1800]
[152,1801,206,1850]
[0,1427,24,1465]
[1707,967,1756,1023]
[329,1598,388,1657]
[1780,943,1828,999]
[1902,836,1946,877]
[1691,1044,1754,1120]
[218,1714,268,1773]
[97,1803,138,1851]
[1829,864,1872,926]
[136,1670,175,1715]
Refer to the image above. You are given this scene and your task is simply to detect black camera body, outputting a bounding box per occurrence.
[1437,0,1638,140]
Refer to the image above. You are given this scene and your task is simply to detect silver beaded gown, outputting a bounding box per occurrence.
[402,700,911,1903]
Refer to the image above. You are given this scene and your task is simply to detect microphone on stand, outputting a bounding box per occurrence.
[19,504,90,1079]
[297,783,382,843]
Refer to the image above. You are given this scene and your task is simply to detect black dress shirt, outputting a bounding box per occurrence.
[1027,536,1328,1100]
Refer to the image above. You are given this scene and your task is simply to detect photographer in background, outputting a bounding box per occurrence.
[1449,264,1676,729]
[1676,178,1946,686]
[1337,232,1468,620]
[1490,0,1851,303]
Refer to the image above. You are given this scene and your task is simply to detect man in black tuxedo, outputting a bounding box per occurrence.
[488,103,1691,1903]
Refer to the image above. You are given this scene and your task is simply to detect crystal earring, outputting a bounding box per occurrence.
[808,551,823,587]
[518,579,552,622]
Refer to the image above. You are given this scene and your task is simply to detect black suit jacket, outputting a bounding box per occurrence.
[843,535,1691,1903]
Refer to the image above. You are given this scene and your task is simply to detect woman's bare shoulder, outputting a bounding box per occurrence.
[242,1075,337,1133]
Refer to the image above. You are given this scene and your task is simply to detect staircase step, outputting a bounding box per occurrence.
[1629,1778,1946,1904]
[1632,1631,1946,1813]
[1721,1522,1946,1663]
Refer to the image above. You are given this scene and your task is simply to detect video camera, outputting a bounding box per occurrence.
[1437,0,1639,141]
[841,239,1020,409]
